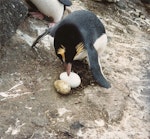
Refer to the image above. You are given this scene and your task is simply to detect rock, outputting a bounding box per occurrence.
[54,80,71,95]
[92,0,120,3]
[141,0,150,12]
[106,0,120,2]
[141,0,150,4]
[70,121,84,130]
[0,0,28,46]
[116,0,127,9]
[126,25,141,35]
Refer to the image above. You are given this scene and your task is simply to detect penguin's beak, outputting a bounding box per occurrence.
[64,63,72,76]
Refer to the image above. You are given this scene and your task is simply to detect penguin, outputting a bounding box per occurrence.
[28,0,72,23]
[32,10,111,89]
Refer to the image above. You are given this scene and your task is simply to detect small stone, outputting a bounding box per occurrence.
[54,80,71,95]
[70,121,84,130]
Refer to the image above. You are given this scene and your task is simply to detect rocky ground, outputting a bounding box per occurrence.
[0,0,150,139]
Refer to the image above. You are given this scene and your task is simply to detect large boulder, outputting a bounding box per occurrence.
[0,0,28,46]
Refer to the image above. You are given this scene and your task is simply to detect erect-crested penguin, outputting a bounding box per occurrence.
[32,10,111,89]
[28,0,72,22]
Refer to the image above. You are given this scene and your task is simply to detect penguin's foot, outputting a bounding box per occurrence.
[29,12,45,20]
[48,22,56,28]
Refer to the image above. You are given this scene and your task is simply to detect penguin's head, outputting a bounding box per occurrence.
[53,23,85,75]
[56,42,85,75]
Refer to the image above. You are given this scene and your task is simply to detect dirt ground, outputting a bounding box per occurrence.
[0,0,150,139]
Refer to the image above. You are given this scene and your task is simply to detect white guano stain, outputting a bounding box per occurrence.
[57,108,70,117]
[0,81,32,101]
[5,119,25,135]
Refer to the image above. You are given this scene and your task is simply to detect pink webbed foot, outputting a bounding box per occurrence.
[48,22,56,28]
[29,12,45,20]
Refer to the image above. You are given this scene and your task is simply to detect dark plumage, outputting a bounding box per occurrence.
[59,0,72,6]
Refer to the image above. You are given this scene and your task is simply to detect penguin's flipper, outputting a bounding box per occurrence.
[58,0,72,6]
[49,23,59,37]
[87,45,111,88]
[31,22,60,48]
[31,28,52,48]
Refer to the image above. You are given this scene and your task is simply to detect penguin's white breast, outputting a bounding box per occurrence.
[31,0,64,22]
[93,34,108,56]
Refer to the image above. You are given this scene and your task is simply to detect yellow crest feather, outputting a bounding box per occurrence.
[57,45,66,62]
[76,42,84,55]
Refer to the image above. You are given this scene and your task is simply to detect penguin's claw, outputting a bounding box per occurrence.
[49,23,56,28]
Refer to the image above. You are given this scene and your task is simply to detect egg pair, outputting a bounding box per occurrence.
[54,72,81,95]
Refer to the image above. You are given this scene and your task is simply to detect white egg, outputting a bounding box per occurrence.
[60,72,81,88]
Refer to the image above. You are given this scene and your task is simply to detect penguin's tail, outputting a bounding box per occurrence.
[31,28,52,48]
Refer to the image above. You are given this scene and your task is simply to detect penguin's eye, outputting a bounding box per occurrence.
[57,54,63,61]
[57,45,66,62]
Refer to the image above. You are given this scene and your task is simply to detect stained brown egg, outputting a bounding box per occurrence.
[54,80,71,95]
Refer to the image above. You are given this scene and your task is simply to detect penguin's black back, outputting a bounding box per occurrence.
[66,10,105,44]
